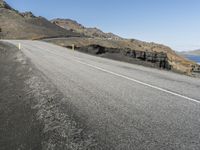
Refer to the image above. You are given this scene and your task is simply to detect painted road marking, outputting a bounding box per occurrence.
[73,57,200,104]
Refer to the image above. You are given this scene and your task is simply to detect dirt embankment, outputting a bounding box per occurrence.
[45,37,200,75]
[0,42,99,150]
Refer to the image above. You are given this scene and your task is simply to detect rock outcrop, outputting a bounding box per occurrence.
[77,44,171,69]
[20,12,36,18]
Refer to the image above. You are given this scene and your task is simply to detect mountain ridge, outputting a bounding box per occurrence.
[51,18,122,40]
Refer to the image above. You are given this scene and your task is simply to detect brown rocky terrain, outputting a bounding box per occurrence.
[48,19,200,75]
[45,37,200,75]
[0,0,80,39]
[0,0,199,75]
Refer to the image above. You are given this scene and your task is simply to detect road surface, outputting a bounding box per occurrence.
[6,40,200,150]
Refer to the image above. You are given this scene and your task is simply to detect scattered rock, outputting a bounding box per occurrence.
[21,11,36,18]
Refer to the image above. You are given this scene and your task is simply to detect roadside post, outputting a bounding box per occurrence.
[72,44,75,51]
[18,43,21,50]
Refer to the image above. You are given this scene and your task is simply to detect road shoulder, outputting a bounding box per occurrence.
[0,42,98,150]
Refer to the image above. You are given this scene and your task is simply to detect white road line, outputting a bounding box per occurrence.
[73,57,200,104]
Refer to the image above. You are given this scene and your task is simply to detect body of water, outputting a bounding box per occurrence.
[184,55,200,65]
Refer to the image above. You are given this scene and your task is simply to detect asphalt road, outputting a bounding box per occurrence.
[5,40,200,150]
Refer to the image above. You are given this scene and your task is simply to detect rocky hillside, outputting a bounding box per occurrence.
[49,19,200,74]
[1,0,199,75]
[45,36,200,74]
[51,19,122,40]
[0,0,79,39]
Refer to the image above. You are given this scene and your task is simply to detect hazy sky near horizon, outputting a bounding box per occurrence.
[5,0,200,51]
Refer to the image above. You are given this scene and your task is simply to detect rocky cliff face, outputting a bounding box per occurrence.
[76,44,170,69]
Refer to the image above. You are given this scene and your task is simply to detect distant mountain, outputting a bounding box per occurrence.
[181,49,200,56]
[0,0,79,39]
[51,19,122,40]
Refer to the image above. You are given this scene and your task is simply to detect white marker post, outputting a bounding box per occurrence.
[18,43,21,50]
[72,44,75,51]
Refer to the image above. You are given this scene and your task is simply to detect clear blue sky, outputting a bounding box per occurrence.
[5,0,200,51]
